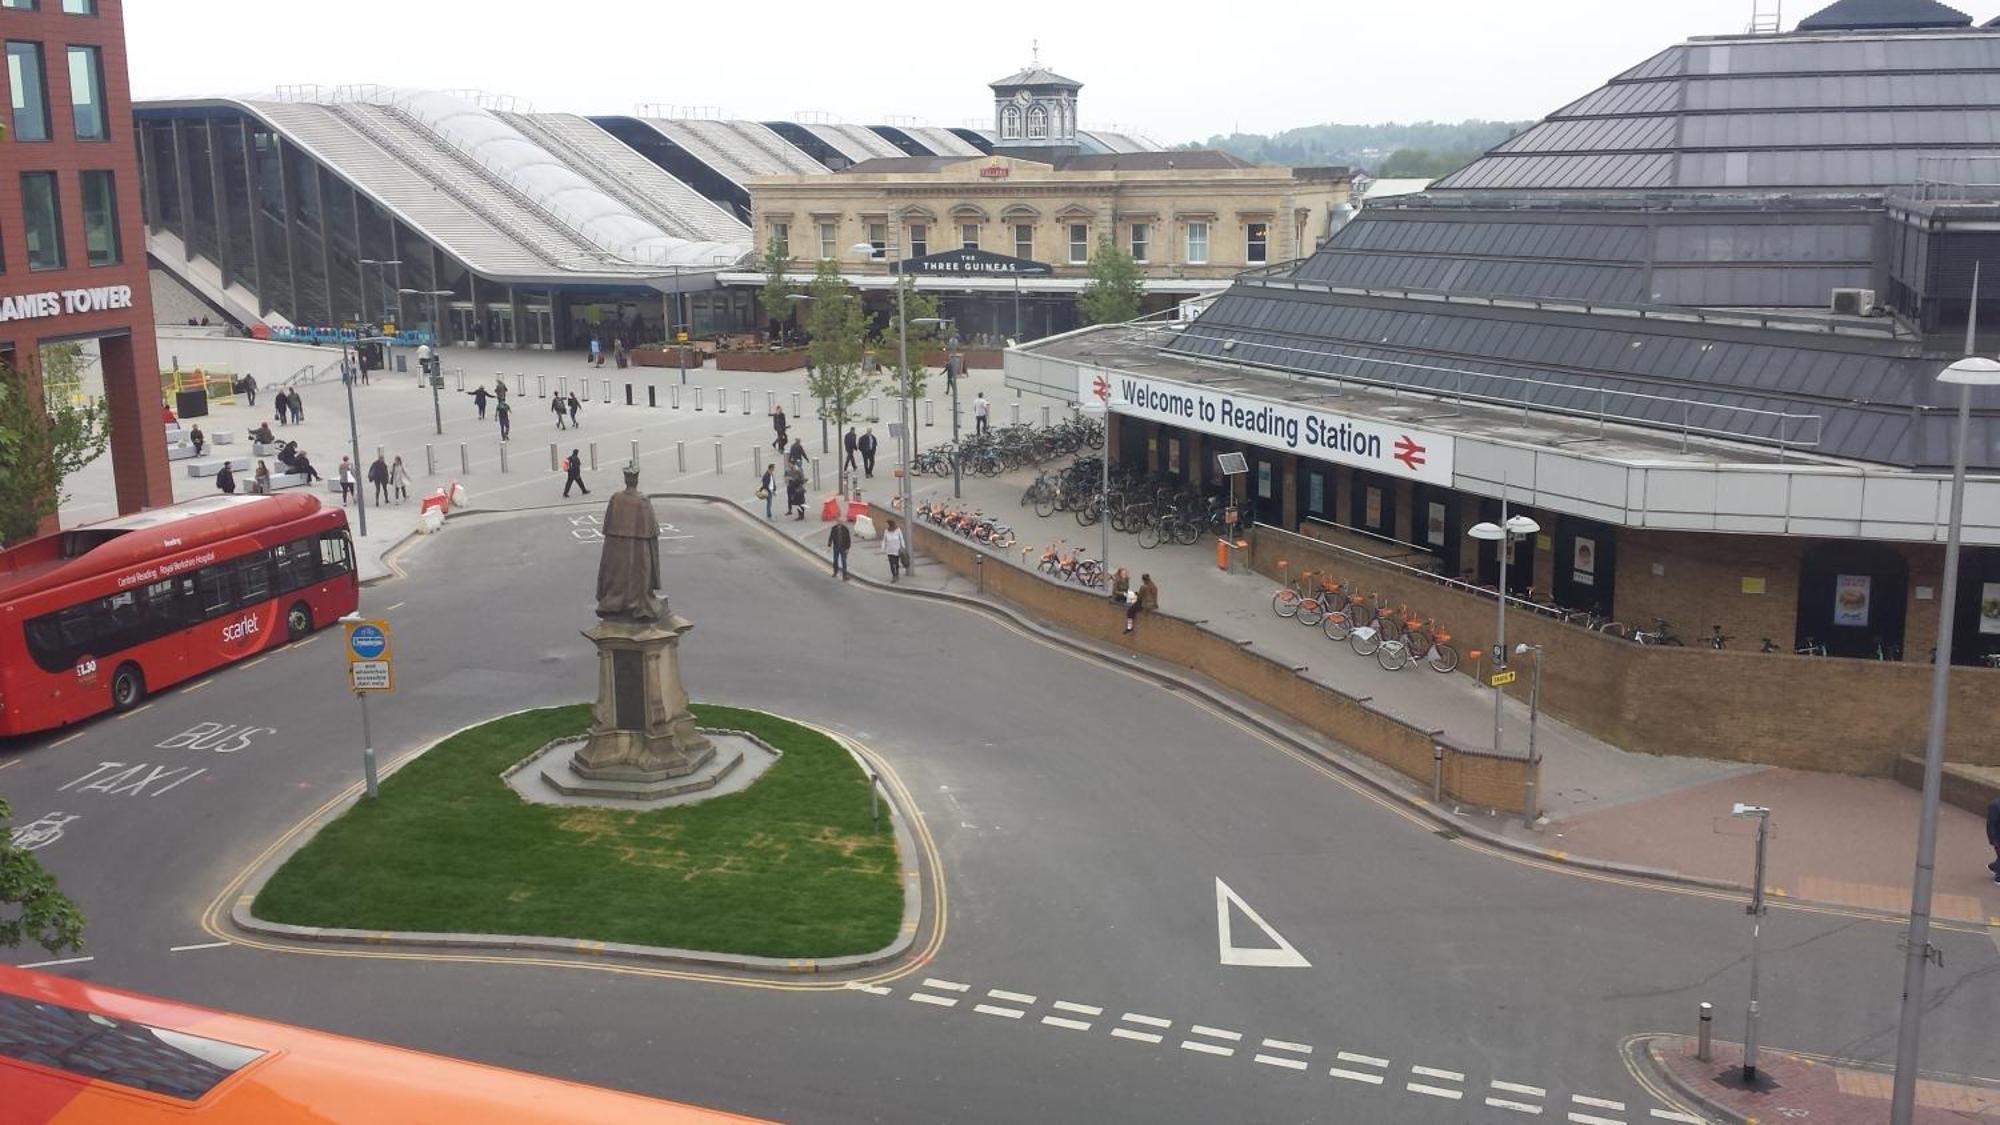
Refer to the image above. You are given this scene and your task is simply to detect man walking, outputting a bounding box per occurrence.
[289,388,305,424]
[496,399,512,442]
[1988,795,2000,884]
[242,372,258,407]
[974,392,990,435]
[551,392,568,430]
[844,427,859,476]
[828,514,852,580]
[772,404,788,451]
[566,391,581,428]
[368,454,391,505]
[472,383,489,420]
[273,388,290,427]
[858,427,878,478]
[564,448,590,497]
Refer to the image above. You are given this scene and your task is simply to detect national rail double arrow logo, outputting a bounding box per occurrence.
[1392,435,1427,472]
[1091,373,1111,403]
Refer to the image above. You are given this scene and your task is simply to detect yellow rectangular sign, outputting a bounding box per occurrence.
[1490,670,1518,687]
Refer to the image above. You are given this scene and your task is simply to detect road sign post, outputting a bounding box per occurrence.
[342,616,394,799]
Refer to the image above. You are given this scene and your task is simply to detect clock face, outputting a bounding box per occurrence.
[1014,89,1032,106]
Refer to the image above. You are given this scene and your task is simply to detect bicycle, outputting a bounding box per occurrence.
[1349,602,1406,658]
[1706,625,1729,650]
[1272,567,1318,619]
[1373,607,1429,671]
[1296,574,1348,629]
[1627,618,1684,646]
[1321,589,1375,643]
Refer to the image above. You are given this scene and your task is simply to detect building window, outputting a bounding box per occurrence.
[81,169,118,265]
[1014,223,1033,260]
[817,221,835,260]
[7,41,50,142]
[1130,222,1150,263]
[908,223,926,259]
[868,222,886,256]
[66,45,104,140]
[1,1,38,9]
[1186,221,1209,264]
[1026,105,1047,139]
[21,172,66,270]
[767,221,788,258]
[62,0,96,11]
[959,222,978,251]
[1001,105,1020,139]
[1068,223,1089,264]
[1246,221,1269,264]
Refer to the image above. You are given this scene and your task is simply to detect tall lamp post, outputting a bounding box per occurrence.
[1889,350,2000,1124]
[914,317,960,498]
[852,241,915,567]
[1731,802,1773,1084]
[1467,508,1540,757]
[1513,641,1544,826]
[360,258,402,365]
[401,287,453,436]
[784,293,829,456]
[341,331,371,539]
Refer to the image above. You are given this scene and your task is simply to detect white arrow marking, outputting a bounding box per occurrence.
[1215,877,1312,968]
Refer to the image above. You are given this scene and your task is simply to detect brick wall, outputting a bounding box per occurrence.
[884,506,1536,812]
[1249,524,2000,775]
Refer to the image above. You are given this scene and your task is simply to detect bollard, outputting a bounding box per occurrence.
[676,440,686,472]
[630,440,639,469]
[742,389,751,415]
[549,443,559,472]
[811,457,821,491]
[754,446,764,475]
[1697,1003,1713,1061]
[975,553,984,593]
[601,379,610,403]
[925,399,934,427]
[459,442,469,473]
[867,395,880,423]
[1011,402,1021,425]
[648,385,657,408]
[375,444,384,462]
[766,390,775,412]
[499,442,510,473]
[1041,404,1051,428]
[589,442,598,471]
[559,375,569,396]
[695,386,704,411]
[514,372,525,398]
[624,383,634,406]
[713,440,723,475]
[425,444,436,475]
[671,385,681,410]
[1431,743,1444,803]
[537,375,547,399]
[792,391,801,417]
[454,368,465,391]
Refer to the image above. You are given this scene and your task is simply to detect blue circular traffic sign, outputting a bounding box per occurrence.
[349,624,388,659]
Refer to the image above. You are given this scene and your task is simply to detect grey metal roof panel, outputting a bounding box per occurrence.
[1796,0,1972,31]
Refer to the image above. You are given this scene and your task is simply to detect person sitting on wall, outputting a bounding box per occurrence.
[250,421,275,445]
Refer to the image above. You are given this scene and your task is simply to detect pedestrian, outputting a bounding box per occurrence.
[974,392,990,435]
[784,462,807,520]
[589,336,601,365]
[758,464,775,519]
[294,449,321,483]
[772,404,788,451]
[858,427,878,477]
[189,425,206,457]
[338,456,356,506]
[290,388,305,423]
[242,372,258,407]
[472,383,489,420]
[1129,573,1159,634]
[566,391,581,428]
[496,399,512,441]
[494,378,508,406]
[252,460,271,494]
[1109,566,1130,605]
[883,518,906,582]
[1988,795,2000,884]
[843,427,859,475]
[273,388,290,426]
[806,356,816,384]
[787,437,807,470]
[563,448,590,497]
[216,461,237,494]
[551,392,568,430]
[250,421,275,445]
[390,455,409,503]
[368,453,390,505]
[828,513,852,580]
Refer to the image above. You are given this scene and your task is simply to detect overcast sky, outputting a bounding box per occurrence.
[127,0,2000,142]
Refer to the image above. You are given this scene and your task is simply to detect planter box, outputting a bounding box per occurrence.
[631,347,699,369]
[919,348,1005,370]
[717,351,808,373]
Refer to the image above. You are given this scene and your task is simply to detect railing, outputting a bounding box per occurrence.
[1903,155,2000,203]
[1170,322,1824,453]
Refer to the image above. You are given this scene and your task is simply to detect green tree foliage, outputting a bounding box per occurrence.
[0,798,87,955]
[1077,238,1144,325]
[0,351,110,547]
[803,261,872,488]
[1186,119,1530,174]
[1377,148,1484,178]
[873,275,942,402]
[757,235,797,339]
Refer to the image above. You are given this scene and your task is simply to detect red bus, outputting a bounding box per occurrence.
[0,964,771,1122]
[0,494,359,735]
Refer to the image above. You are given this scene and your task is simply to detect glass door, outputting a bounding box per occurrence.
[489,308,516,347]
[448,306,479,347]
[523,306,554,351]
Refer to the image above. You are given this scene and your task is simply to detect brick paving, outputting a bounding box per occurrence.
[1645,1035,2000,1123]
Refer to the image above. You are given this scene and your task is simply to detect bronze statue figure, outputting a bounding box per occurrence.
[595,463,664,621]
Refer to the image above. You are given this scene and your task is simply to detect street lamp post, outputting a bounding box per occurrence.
[360,258,402,365]
[342,334,370,539]
[401,287,453,436]
[1467,506,1540,757]
[1730,803,1772,1083]
[1514,642,1544,825]
[1889,349,2000,1123]
[915,318,959,498]
[853,242,915,566]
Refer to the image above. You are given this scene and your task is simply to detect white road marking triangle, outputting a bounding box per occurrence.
[1215,877,1311,968]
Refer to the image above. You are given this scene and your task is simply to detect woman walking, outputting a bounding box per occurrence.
[368,454,391,505]
[390,455,409,503]
[337,456,356,506]
[784,462,807,521]
[772,404,788,451]
[882,519,907,583]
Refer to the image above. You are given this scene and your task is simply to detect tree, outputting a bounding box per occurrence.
[0,352,110,547]
[756,235,797,343]
[1077,237,1144,326]
[873,275,943,403]
[803,260,872,491]
[0,798,87,955]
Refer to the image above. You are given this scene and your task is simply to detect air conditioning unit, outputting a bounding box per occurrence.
[1829,287,1876,316]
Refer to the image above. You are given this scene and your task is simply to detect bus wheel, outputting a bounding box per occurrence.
[286,603,313,642]
[110,664,145,712]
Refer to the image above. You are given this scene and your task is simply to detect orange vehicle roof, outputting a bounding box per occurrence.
[0,966,770,1124]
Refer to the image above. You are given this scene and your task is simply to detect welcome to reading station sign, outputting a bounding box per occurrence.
[1080,367,1456,486]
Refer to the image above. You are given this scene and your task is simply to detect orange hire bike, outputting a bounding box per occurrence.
[1321,588,1377,642]
[1296,573,1349,628]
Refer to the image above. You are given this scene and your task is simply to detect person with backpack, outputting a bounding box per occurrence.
[563,448,590,497]
[551,392,568,430]
[566,391,581,428]
[216,461,237,495]
[496,399,512,441]
[273,388,290,427]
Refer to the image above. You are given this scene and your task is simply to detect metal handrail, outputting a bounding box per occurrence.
[1256,520,1555,620]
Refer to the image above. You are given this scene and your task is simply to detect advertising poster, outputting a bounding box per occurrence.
[1167,439,1181,474]
[1833,574,1871,627]
[1427,501,1447,547]
[1257,461,1273,500]
[1573,536,1597,587]
[1308,474,1325,516]
[1365,486,1383,530]
[1980,581,2000,636]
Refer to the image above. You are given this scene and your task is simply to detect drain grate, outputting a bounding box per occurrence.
[1432,827,1462,840]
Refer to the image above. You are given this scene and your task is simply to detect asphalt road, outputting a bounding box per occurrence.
[4,501,1997,1123]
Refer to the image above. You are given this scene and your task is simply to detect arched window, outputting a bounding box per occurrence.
[1026,105,1047,139]
[1054,102,1068,138]
[1001,106,1021,139]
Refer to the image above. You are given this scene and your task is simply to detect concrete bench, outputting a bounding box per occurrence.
[253,441,281,456]
[185,456,254,478]
[167,443,198,462]
[266,472,312,491]
[208,429,235,445]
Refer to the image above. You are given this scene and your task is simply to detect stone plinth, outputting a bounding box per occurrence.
[572,615,715,785]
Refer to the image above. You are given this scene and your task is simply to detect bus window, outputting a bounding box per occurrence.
[272,538,312,593]
[24,616,67,672]
[235,553,272,607]
[57,606,93,650]
[318,534,353,579]
[143,579,181,631]
[196,568,233,618]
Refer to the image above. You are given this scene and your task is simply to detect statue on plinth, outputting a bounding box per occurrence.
[571,464,714,785]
